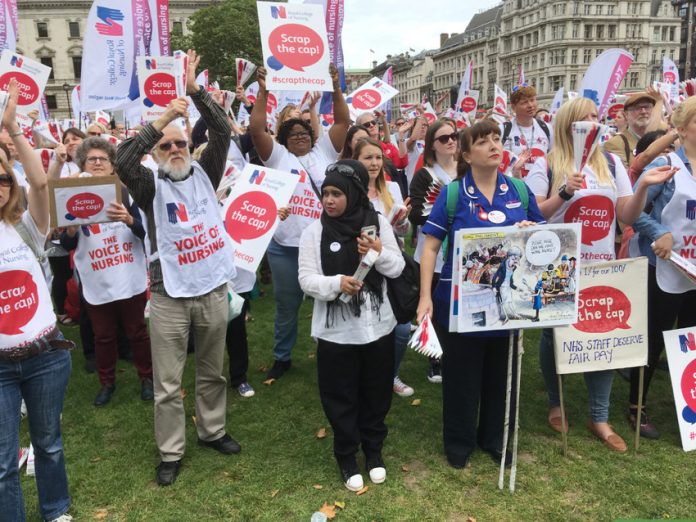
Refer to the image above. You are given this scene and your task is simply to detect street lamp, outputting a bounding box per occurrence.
[62,82,71,117]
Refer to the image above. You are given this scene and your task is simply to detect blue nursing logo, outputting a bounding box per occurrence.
[680,332,696,353]
[686,200,696,220]
[271,5,286,18]
[166,202,189,224]
[249,170,266,185]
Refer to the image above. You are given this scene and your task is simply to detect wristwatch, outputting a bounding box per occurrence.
[399,137,407,143]
[558,184,573,201]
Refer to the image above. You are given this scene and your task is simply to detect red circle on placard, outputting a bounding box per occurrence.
[0,270,39,335]
[564,195,615,245]
[664,71,677,83]
[607,104,624,120]
[268,24,325,72]
[0,72,39,106]
[266,92,278,114]
[681,359,696,413]
[67,192,104,219]
[460,96,476,113]
[143,72,177,107]
[351,89,382,110]
[224,191,277,242]
[575,285,631,333]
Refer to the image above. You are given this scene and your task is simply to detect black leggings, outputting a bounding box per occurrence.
[629,264,696,405]
[48,255,72,315]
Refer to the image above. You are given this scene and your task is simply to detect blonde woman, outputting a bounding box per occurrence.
[526,97,675,452]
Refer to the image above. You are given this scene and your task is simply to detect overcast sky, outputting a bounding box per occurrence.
[340,1,502,69]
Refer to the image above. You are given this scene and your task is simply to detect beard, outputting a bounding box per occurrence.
[160,155,192,181]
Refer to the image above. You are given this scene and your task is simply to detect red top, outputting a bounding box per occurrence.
[381,141,408,169]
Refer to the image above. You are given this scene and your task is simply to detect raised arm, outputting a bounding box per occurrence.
[4,80,49,232]
[249,68,274,162]
[328,64,350,152]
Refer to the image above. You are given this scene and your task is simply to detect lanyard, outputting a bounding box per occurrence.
[515,120,535,150]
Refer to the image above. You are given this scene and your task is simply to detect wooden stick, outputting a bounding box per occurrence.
[634,366,645,454]
[510,330,524,492]
[498,330,515,490]
[558,374,568,457]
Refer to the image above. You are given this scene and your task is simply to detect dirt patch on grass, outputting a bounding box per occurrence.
[402,459,430,493]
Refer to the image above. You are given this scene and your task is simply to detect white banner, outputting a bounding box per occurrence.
[553,258,648,374]
[136,54,185,120]
[663,56,680,107]
[579,48,633,120]
[450,223,581,333]
[0,0,18,52]
[346,76,398,118]
[48,176,122,228]
[456,88,478,123]
[663,326,696,451]
[257,1,332,92]
[0,51,51,123]
[220,164,298,272]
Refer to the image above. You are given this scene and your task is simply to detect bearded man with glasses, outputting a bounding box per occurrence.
[115,50,240,487]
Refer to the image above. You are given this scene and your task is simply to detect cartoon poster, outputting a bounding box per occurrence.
[257,1,332,92]
[220,164,298,272]
[346,77,399,118]
[0,50,51,125]
[553,258,648,374]
[663,327,696,452]
[449,223,581,333]
[136,53,186,121]
[48,177,122,228]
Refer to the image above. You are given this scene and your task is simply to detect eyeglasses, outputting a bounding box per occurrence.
[158,140,188,152]
[627,104,654,113]
[363,120,378,128]
[288,131,311,140]
[0,174,13,187]
[435,132,458,144]
[85,156,111,165]
[325,163,368,195]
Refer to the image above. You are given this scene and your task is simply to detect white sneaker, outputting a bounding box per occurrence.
[393,376,414,397]
[26,445,34,476]
[237,382,255,398]
[49,515,73,522]
[369,467,386,484]
[344,473,364,492]
[20,400,27,420]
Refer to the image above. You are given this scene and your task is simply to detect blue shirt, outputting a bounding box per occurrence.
[421,170,546,335]
[633,147,687,266]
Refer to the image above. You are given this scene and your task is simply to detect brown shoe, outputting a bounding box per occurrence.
[587,421,627,453]
[548,413,568,433]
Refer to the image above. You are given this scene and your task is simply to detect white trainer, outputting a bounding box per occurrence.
[344,473,364,492]
[369,467,386,484]
[49,515,73,522]
[393,376,414,397]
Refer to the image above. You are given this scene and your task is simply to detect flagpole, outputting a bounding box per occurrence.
[498,331,515,489]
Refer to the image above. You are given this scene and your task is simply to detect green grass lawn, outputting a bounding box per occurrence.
[18,287,696,522]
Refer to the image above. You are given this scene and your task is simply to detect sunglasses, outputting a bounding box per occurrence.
[511,83,529,92]
[0,174,13,187]
[325,163,368,195]
[158,140,188,152]
[363,120,378,128]
[435,132,458,144]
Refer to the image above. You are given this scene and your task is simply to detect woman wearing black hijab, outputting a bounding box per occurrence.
[298,160,405,492]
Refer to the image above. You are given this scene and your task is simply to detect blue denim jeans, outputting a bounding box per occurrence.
[393,322,411,377]
[538,328,614,423]
[0,347,72,522]
[266,240,304,362]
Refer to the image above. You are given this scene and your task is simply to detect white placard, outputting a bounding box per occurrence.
[48,176,121,228]
[137,54,186,121]
[553,258,648,374]
[346,77,399,118]
[257,1,332,92]
[220,164,298,272]
[0,50,50,125]
[663,326,696,452]
[450,223,581,333]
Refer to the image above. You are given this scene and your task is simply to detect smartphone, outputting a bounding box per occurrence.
[361,225,377,240]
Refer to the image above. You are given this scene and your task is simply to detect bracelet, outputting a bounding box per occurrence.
[9,130,23,138]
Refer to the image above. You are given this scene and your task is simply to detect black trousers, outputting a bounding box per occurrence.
[48,255,72,315]
[226,299,249,387]
[317,331,395,465]
[630,264,696,405]
[437,323,511,460]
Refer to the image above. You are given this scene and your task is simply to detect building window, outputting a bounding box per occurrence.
[539,77,545,93]
[570,74,577,90]
[583,49,592,64]
[629,71,639,88]
[630,2,639,15]
[584,25,592,39]
[608,25,616,39]
[40,57,54,79]
[670,27,676,42]
[540,52,545,67]
[172,21,183,37]
[607,5,615,15]
[595,48,604,58]
[571,49,578,64]
[551,75,563,91]
[596,25,604,39]
[72,56,82,79]
[572,23,579,38]
[662,27,668,41]
[68,21,80,38]
[596,5,603,15]
[45,95,57,110]
[37,22,48,38]
[584,4,591,15]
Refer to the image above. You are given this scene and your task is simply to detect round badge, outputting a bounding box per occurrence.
[467,185,475,194]
[488,210,506,224]
[500,183,508,192]
[330,242,341,252]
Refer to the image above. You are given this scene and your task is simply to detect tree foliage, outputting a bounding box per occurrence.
[172,0,273,90]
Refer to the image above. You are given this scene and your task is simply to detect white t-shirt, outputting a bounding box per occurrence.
[264,134,339,247]
[500,118,552,178]
[526,153,632,261]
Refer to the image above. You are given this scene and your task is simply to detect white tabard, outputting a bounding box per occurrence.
[152,162,237,298]
[0,212,56,350]
[73,221,148,305]
[656,152,696,294]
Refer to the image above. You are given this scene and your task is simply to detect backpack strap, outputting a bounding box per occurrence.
[13,220,45,263]
[505,176,529,211]
[442,180,460,260]
[536,118,551,140]
[618,134,632,164]
[501,121,513,145]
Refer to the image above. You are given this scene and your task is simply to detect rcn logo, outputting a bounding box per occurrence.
[271,5,287,19]
[687,200,696,221]
[145,59,157,70]
[290,168,307,183]
[95,6,125,37]
[166,202,189,224]
[680,332,696,353]
[249,169,266,185]
[9,55,22,68]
